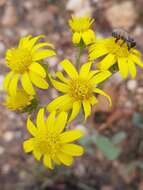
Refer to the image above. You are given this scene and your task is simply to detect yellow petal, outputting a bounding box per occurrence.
[29,71,49,89]
[43,154,53,169]
[89,96,98,105]
[90,70,111,84]
[87,70,100,80]
[33,149,42,161]
[9,73,19,95]
[32,50,56,61]
[132,49,142,57]
[60,59,78,79]
[57,152,73,166]
[68,101,81,123]
[58,96,73,112]
[72,32,81,44]
[128,59,136,79]
[36,108,45,130]
[82,29,96,45]
[32,42,54,52]
[79,62,92,78]
[97,54,116,70]
[29,62,46,78]
[23,139,34,153]
[56,71,69,84]
[47,95,71,112]
[3,71,14,91]
[27,35,45,49]
[89,47,109,60]
[118,57,128,79]
[62,144,84,156]
[27,117,38,136]
[83,100,91,119]
[46,111,56,132]
[49,74,68,92]
[54,112,68,135]
[93,88,112,106]
[60,130,84,143]
[21,72,35,95]
[18,35,31,48]
[53,156,61,165]
[130,54,143,68]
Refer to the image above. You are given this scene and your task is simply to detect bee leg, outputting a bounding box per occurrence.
[120,39,126,46]
[127,43,131,50]
[115,37,120,43]
[128,46,131,50]
[118,36,125,46]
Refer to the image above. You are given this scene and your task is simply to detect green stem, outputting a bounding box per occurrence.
[76,45,84,71]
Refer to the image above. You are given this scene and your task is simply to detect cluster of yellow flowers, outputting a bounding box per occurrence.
[3,16,143,169]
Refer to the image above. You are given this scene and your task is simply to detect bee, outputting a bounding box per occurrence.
[112,28,136,49]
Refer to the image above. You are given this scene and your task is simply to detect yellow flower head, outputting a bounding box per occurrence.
[69,16,96,45]
[4,35,56,95]
[4,88,33,111]
[89,37,143,79]
[47,60,112,122]
[23,108,84,169]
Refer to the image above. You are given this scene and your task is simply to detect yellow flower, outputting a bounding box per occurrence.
[3,35,56,95]
[23,108,84,169]
[47,60,112,122]
[4,88,33,111]
[69,16,96,45]
[89,37,143,79]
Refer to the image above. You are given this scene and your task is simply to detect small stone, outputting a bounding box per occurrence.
[0,42,6,52]
[3,28,15,37]
[23,1,33,10]
[127,80,138,91]
[74,163,86,177]
[75,124,87,135]
[66,0,92,16]
[137,87,143,94]
[105,1,138,29]
[2,164,11,174]
[3,131,14,142]
[133,26,143,36]
[0,146,5,155]
[19,171,27,180]
[2,2,17,27]
[0,0,7,6]
[47,57,58,67]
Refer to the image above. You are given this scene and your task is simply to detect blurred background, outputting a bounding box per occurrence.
[0,0,143,189]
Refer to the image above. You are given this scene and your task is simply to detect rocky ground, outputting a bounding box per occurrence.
[0,0,143,190]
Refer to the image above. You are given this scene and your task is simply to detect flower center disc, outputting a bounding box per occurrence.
[69,78,93,101]
[6,48,32,73]
[35,134,61,155]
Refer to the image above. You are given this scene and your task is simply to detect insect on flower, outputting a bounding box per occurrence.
[89,33,143,79]
[112,28,136,49]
